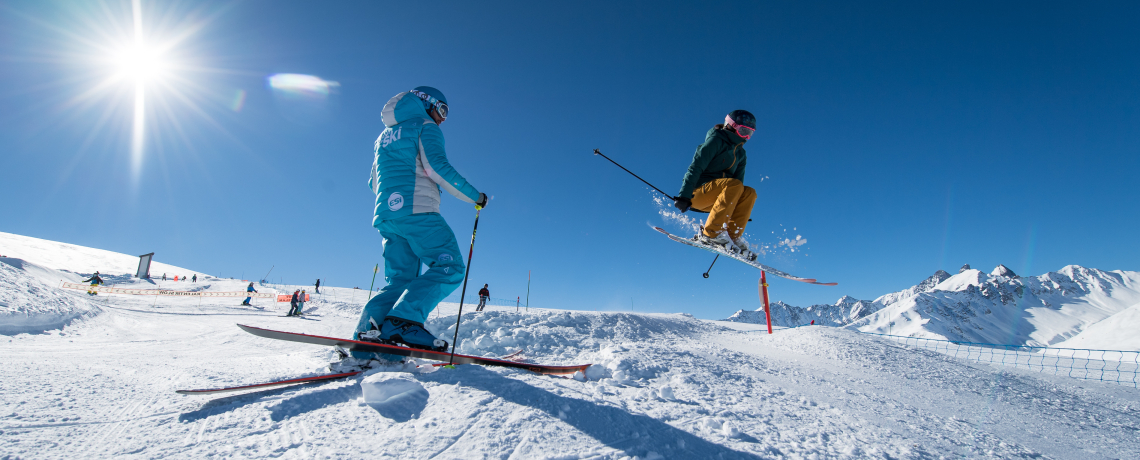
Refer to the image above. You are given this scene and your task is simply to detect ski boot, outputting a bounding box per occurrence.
[355,321,410,362]
[328,346,397,372]
[377,317,449,352]
[731,237,757,261]
[694,229,732,250]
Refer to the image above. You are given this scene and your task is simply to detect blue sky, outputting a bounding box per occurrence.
[2,1,1138,319]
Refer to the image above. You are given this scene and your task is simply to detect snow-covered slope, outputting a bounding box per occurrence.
[0,231,206,277]
[728,264,1140,350]
[3,236,1140,458]
[0,257,100,334]
[1054,302,1140,350]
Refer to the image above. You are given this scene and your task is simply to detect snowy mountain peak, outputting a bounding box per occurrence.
[991,264,1018,278]
[958,263,971,273]
[933,269,988,292]
[916,270,952,293]
[835,295,860,305]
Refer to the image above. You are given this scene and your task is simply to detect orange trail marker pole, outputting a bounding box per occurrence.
[760,271,773,334]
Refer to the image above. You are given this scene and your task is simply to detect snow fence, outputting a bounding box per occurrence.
[867,332,1140,387]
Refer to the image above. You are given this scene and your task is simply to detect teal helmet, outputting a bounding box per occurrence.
[411,86,448,120]
[413,86,446,105]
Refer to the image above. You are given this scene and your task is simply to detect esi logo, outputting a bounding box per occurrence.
[387,193,404,211]
[437,253,453,264]
[379,127,402,148]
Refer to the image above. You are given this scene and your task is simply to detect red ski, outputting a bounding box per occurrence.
[653,226,837,286]
[236,324,590,377]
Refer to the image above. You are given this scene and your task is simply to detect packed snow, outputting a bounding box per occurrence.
[3,234,1140,459]
[0,258,100,334]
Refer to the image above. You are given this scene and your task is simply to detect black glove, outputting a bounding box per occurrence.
[674,197,691,213]
[476,193,488,209]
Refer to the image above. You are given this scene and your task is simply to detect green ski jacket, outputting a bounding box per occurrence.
[677,126,748,200]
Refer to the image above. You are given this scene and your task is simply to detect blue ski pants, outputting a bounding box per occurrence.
[354,213,464,349]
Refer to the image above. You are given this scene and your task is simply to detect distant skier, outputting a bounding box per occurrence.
[673,110,759,260]
[83,271,104,285]
[353,86,487,357]
[83,271,104,295]
[242,282,257,306]
[192,274,197,283]
[477,284,490,311]
[314,279,321,294]
[298,289,307,315]
[288,289,300,316]
[162,273,167,281]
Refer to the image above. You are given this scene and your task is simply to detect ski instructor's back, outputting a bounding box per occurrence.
[353,86,488,358]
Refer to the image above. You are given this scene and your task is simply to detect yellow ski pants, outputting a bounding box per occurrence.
[690,178,756,239]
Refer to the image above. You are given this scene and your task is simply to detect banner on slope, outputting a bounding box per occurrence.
[59,282,277,299]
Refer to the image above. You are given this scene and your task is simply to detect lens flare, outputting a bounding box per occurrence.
[268,73,339,99]
[230,89,246,112]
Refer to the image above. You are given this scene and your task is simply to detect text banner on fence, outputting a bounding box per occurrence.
[276,294,311,302]
[60,282,276,298]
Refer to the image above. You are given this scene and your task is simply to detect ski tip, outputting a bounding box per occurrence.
[814,282,839,286]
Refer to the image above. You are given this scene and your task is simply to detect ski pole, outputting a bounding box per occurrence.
[449,206,482,364]
[367,264,379,297]
[703,254,719,278]
[593,149,676,200]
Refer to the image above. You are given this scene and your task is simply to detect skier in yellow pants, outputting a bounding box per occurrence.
[673,110,759,260]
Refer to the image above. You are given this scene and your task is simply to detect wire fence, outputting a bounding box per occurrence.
[864,332,1140,388]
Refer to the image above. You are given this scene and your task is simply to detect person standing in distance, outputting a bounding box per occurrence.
[288,289,300,316]
[477,284,490,311]
[298,289,307,315]
[242,282,257,306]
[673,110,759,260]
[354,86,487,356]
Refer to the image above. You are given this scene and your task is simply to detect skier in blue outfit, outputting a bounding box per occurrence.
[353,86,487,358]
[242,282,256,306]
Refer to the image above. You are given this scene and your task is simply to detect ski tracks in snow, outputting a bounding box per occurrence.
[5,280,1140,459]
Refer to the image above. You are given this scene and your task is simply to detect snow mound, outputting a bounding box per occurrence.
[427,310,713,384]
[0,256,83,285]
[0,231,206,277]
[0,258,100,334]
[360,373,430,422]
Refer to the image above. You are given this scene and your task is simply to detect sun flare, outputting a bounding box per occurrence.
[113,43,168,83]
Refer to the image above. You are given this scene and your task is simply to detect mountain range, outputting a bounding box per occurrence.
[727,263,1140,350]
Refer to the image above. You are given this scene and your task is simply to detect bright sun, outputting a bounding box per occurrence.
[114,43,166,83]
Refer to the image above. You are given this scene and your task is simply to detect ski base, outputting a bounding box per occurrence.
[653,226,837,285]
[176,371,362,395]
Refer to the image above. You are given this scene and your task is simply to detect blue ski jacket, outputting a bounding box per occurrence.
[368,91,481,226]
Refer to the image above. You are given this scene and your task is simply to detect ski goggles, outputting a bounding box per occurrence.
[411,90,449,121]
[725,116,755,139]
